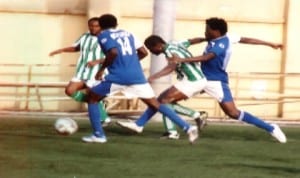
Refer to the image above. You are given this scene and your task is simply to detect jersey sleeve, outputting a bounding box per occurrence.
[179,40,191,48]
[164,48,173,58]
[227,33,241,44]
[98,31,118,53]
[131,34,143,49]
[72,33,86,48]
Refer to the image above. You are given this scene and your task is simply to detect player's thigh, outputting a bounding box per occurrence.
[124,83,160,109]
[124,83,156,99]
[174,79,207,98]
[91,80,113,97]
[140,97,161,109]
[158,86,188,104]
[203,80,233,102]
[65,81,86,96]
[87,81,112,103]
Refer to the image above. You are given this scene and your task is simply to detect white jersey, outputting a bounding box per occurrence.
[72,32,105,80]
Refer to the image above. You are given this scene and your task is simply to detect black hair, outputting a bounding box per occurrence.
[144,35,166,49]
[206,17,228,35]
[88,17,99,25]
[98,14,117,29]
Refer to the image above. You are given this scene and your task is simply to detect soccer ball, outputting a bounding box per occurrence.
[54,117,78,135]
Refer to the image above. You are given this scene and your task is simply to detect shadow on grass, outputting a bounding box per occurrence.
[226,163,300,174]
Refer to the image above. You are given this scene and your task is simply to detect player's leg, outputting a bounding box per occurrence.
[141,98,198,143]
[168,103,208,131]
[161,114,179,139]
[219,101,286,143]
[157,87,182,139]
[159,81,208,134]
[67,81,110,124]
[98,100,111,126]
[82,81,113,143]
[116,83,198,143]
[65,81,87,101]
[86,85,111,125]
[205,81,286,143]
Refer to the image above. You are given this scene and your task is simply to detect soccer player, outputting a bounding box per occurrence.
[49,17,111,126]
[82,14,198,144]
[171,17,287,143]
[117,35,208,140]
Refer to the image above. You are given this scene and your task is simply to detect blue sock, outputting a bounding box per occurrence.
[158,104,190,132]
[240,111,274,132]
[136,107,157,127]
[88,103,105,137]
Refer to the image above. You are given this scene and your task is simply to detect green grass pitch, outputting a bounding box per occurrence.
[0,117,299,178]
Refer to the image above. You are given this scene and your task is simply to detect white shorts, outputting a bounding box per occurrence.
[174,78,207,97]
[203,80,233,103]
[92,81,156,99]
[71,77,101,88]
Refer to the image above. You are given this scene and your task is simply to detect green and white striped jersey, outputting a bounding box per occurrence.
[72,32,105,80]
[163,40,205,81]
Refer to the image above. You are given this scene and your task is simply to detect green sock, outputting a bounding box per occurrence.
[71,91,87,102]
[99,101,109,122]
[170,103,200,119]
[71,91,109,122]
[162,116,177,132]
[162,105,177,133]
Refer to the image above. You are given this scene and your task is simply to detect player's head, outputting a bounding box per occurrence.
[144,35,166,55]
[205,17,228,40]
[88,17,101,36]
[98,14,118,30]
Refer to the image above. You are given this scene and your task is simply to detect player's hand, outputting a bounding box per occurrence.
[169,56,182,64]
[95,70,104,80]
[148,76,155,83]
[86,61,98,68]
[49,50,60,57]
[270,43,283,50]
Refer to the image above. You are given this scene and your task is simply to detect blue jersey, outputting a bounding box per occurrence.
[202,34,240,83]
[98,29,147,85]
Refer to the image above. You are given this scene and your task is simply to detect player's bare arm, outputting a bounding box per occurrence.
[239,37,283,49]
[48,46,80,56]
[95,48,118,80]
[171,52,215,64]
[188,37,207,45]
[86,59,105,68]
[148,60,177,83]
[137,46,148,60]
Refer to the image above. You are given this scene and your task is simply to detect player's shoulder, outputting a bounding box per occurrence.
[74,32,91,44]
[80,32,91,38]
[168,40,188,49]
[226,33,241,43]
[99,29,131,38]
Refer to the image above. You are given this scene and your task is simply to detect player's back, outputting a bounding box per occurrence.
[98,29,147,85]
[164,41,193,59]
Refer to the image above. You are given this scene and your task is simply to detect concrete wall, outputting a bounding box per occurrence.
[0,0,299,119]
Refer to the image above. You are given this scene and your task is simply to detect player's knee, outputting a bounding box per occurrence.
[65,87,74,97]
[226,110,240,119]
[86,91,101,103]
[158,97,173,104]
